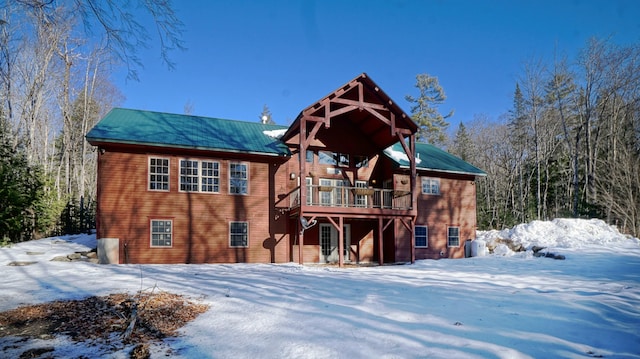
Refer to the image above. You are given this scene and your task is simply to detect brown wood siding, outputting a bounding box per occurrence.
[96,149,289,264]
[411,173,478,260]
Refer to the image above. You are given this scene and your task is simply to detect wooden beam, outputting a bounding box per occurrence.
[397,131,414,160]
[301,120,323,148]
[410,134,417,214]
[364,107,391,126]
[323,98,330,128]
[382,218,394,231]
[302,115,326,122]
[326,216,339,230]
[399,217,415,264]
[331,98,387,111]
[329,104,358,118]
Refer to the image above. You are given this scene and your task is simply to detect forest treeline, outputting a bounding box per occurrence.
[0,0,182,243]
[448,38,640,237]
[1,1,638,242]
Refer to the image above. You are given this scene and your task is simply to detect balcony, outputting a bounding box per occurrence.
[290,184,412,210]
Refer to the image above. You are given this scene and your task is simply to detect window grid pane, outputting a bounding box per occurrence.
[149,158,169,190]
[230,163,248,194]
[422,178,440,195]
[448,227,460,247]
[415,226,428,247]
[230,222,248,247]
[180,160,199,192]
[151,220,172,247]
[201,161,219,193]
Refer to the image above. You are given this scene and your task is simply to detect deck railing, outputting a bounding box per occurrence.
[290,185,412,210]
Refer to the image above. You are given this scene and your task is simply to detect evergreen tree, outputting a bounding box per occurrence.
[451,122,471,161]
[0,116,43,242]
[259,104,275,124]
[405,73,453,146]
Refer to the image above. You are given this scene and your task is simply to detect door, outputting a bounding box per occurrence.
[319,223,351,263]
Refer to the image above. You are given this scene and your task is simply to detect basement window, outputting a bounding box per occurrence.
[448,226,460,247]
[230,221,249,247]
[415,225,428,248]
[150,219,172,247]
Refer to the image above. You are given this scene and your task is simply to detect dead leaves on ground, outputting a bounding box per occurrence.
[0,291,209,345]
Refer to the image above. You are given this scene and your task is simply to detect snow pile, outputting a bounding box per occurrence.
[0,234,96,264]
[477,218,640,256]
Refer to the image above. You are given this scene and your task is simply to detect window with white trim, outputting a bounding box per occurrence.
[180,160,198,192]
[179,159,219,193]
[230,221,248,247]
[150,219,172,247]
[355,180,368,207]
[415,225,428,248]
[229,163,248,194]
[201,161,220,192]
[305,177,313,205]
[421,177,440,195]
[149,157,170,191]
[448,226,460,247]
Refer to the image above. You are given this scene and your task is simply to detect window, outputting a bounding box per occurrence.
[354,155,369,168]
[319,178,348,206]
[448,226,460,247]
[318,151,337,165]
[422,177,440,195]
[305,177,313,205]
[415,225,428,247]
[306,150,314,163]
[355,180,368,207]
[201,161,220,192]
[150,220,172,247]
[229,163,248,194]
[180,160,199,192]
[338,153,349,167]
[149,157,169,191]
[230,221,248,247]
[180,160,219,193]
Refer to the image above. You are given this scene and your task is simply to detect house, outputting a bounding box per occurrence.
[86,73,486,266]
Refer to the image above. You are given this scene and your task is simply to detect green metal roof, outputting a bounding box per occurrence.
[384,142,486,176]
[86,108,290,157]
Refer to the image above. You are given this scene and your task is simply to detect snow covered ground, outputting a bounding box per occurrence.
[1,219,639,358]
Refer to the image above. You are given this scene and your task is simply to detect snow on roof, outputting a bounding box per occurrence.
[383,146,422,164]
[262,129,287,139]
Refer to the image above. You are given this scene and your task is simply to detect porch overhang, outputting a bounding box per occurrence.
[286,73,419,267]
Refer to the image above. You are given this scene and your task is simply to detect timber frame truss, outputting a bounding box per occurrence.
[284,73,419,267]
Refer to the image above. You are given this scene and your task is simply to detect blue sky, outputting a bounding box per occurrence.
[114,0,640,127]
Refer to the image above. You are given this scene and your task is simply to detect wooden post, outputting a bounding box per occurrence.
[410,218,415,264]
[378,217,384,265]
[338,216,344,268]
[298,221,304,265]
[298,115,307,265]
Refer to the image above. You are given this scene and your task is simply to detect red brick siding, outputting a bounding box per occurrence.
[96,149,289,264]
[408,174,478,260]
